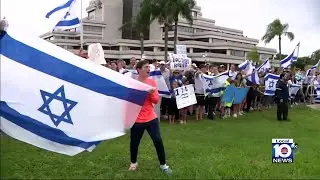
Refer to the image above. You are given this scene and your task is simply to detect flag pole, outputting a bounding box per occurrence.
[80,0,83,50]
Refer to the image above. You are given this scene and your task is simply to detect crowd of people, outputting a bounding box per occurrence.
[102,56,320,123]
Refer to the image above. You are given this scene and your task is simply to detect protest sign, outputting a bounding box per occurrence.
[169,53,192,70]
[174,84,197,109]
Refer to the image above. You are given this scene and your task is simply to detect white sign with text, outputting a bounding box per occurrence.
[174,84,197,109]
[169,53,192,70]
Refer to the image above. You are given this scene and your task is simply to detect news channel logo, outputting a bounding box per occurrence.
[272,138,298,163]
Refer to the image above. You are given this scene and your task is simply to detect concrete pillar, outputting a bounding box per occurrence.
[209,38,213,43]
[227,63,230,70]
[227,50,231,55]
[119,46,123,51]
[189,47,193,53]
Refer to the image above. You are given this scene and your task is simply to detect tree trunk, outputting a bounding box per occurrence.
[173,19,178,54]
[164,22,169,62]
[140,32,144,56]
[278,35,282,60]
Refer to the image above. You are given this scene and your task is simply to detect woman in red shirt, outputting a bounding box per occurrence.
[128,60,172,175]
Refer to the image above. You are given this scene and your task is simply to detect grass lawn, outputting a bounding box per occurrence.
[1,106,320,179]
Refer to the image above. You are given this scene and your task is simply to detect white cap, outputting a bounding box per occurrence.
[159,61,166,65]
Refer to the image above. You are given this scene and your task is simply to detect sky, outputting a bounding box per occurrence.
[1,0,319,56]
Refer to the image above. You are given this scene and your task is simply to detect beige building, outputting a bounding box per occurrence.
[40,0,278,67]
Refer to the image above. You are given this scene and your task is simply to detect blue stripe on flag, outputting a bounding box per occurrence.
[0,101,100,149]
[46,0,75,18]
[206,87,225,93]
[149,71,162,76]
[265,90,275,95]
[158,90,171,95]
[56,18,80,27]
[0,32,147,106]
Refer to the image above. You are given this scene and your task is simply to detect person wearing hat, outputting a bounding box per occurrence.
[275,73,289,121]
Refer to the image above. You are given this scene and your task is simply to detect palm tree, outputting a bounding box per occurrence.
[171,0,195,53]
[148,0,175,61]
[261,19,294,59]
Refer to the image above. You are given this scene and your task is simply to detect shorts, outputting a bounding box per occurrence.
[167,98,179,115]
[195,93,206,106]
[263,95,274,106]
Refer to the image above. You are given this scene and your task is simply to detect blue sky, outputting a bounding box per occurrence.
[1,0,319,56]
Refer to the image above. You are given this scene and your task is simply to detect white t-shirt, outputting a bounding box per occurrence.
[194,73,204,94]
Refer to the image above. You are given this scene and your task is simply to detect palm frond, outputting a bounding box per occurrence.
[283,31,295,41]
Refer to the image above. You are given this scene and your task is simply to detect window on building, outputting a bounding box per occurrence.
[83,25,102,33]
[230,50,245,57]
[83,36,102,40]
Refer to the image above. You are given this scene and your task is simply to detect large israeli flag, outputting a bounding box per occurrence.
[264,73,280,96]
[123,70,171,97]
[45,0,80,30]
[202,71,231,97]
[280,42,300,68]
[0,29,151,156]
[289,84,301,99]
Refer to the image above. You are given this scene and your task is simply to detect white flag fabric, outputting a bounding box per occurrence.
[280,43,300,68]
[0,29,151,156]
[257,58,271,72]
[238,60,254,75]
[88,43,106,65]
[45,0,80,30]
[264,73,280,96]
[246,70,260,85]
[123,70,171,98]
[202,71,231,97]
[289,84,301,99]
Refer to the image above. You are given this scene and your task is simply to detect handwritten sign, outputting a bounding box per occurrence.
[174,84,197,109]
[169,53,192,70]
[88,43,106,65]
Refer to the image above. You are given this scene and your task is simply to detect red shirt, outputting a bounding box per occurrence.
[135,78,159,123]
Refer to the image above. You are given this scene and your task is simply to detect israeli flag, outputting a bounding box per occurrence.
[257,58,271,72]
[280,42,300,68]
[238,60,254,75]
[246,70,260,85]
[0,29,151,156]
[289,84,301,99]
[123,70,170,97]
[264,73,280,96]
[304,60,320,84]
[202,71,231,97]
[45,0,80,30]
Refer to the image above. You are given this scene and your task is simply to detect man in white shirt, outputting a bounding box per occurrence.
[117,59,126,74]
[159,61,170,119]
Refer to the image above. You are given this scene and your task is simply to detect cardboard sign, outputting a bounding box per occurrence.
[88,43,106,65]
[174,84,197,109]
[169,53,192,70]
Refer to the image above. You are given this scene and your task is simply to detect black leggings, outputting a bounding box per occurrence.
[130,118,166,165]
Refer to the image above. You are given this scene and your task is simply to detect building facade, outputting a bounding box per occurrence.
[40,0,278,67]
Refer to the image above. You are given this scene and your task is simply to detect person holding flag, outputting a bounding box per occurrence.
[128,60,172,175]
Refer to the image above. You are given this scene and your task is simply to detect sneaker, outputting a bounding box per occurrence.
[160,166,172,175]
[128,163,137,171]
[233,114,238,118]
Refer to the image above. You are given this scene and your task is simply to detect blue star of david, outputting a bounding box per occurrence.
[269,80,275,88]
[38,85,77,127]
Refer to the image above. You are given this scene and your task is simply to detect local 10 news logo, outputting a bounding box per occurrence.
[272,139,298,163]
